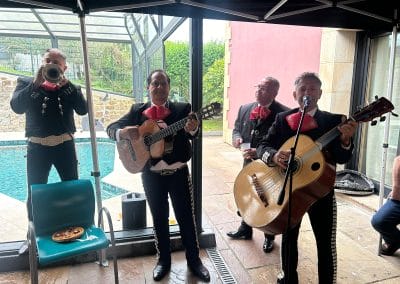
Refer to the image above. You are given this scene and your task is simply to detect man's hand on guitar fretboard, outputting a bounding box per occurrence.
[184,112,199,133]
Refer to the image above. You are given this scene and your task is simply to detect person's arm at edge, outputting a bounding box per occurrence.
[10,77,34,114]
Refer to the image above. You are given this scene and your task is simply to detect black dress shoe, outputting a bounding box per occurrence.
[188,262,210,282]
[380,242,400,256]
[153,262,171,281]
[227,221,253,239]
[263,236,274,253]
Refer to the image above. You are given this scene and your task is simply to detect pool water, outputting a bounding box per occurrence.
[0,138,127,201]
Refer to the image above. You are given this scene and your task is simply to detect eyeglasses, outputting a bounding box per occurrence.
[255,85,272,92]
[150,81,168,87]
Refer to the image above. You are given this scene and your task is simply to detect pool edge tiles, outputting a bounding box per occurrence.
[100,181,129,200]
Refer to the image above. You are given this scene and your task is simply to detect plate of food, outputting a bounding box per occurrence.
[52,226,85,243]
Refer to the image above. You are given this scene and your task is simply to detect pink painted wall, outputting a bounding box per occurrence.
[227,22,322,128]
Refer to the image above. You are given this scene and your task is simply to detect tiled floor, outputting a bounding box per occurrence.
[1,135,400,283]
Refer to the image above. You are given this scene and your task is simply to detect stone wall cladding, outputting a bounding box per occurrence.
[0,73,134,133]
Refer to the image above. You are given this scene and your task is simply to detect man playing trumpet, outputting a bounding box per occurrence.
[10,48,87,240]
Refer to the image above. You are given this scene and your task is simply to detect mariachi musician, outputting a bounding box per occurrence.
[257,72,357,284]
[106,69,210,282]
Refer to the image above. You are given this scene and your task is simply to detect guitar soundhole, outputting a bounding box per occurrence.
[281,159,300,175]
[311,162,320,171]
[288,159,300,174]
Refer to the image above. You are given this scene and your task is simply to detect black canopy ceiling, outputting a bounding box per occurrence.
[0,0,398,32]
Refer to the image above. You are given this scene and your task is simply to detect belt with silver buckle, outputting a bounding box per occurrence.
[150,165,187,176]
[155,169,178,176]
[28,133,73,147]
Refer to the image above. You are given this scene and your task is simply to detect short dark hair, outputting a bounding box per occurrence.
[44,48,67,61]
[263,76,280,89]
[146,69,171,86]
[294,72,322,88]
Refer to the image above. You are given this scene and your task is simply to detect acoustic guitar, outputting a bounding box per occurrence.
[234,97,394,235]
[117,102,221,174]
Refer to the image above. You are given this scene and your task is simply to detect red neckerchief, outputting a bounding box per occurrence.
[142,104,171,120]
[249,105,271,121]
[286,112,318,132]
[41,81,60,91]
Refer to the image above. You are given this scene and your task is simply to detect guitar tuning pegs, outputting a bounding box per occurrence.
[391,111,399,117]
[380,116,386,122]
[371,120,377,126]
[374,95,379,100]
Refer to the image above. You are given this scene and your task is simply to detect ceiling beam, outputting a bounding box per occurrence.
[5,0,69,10]
[180,0,260,21]
[90,0,174,13]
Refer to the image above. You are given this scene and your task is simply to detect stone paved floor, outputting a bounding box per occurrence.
[1,136,400,283]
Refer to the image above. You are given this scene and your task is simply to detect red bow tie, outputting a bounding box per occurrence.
[249,106,271,121]
[142,105,171,120]
[286,112,318,132]
[41,81,60,91]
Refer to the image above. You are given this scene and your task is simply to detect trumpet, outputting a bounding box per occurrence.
[42,64,64,84]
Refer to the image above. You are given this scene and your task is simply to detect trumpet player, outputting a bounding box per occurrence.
[10,48,87,255]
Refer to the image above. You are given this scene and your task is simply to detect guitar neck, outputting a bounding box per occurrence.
[316,127,342,149]
[145,117,189,146]
[143,102,221,146]
[316,115,359,149]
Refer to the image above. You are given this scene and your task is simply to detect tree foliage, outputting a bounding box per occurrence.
[165,40,224,105]
[165,41,189,102]
[88,42,132,95]
[203,58,224,105]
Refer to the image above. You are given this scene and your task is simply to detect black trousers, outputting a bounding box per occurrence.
[26,140,78,220]
[142,165,200,265]
[280,190,337,284]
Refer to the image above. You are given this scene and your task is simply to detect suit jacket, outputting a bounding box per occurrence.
[107,100,195,165]
[10,76,87,137]
[232,100,290,148]
[257,108,354,166]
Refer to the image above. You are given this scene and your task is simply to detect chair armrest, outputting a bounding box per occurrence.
[97,207,116,244]
[28,221,36,241]
[98,207,114,233]
[97,207,119,282]
[28,221,39,283]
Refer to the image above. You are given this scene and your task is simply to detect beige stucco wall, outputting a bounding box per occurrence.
[222,22,232,145]
[319,28,356,115]
[0,74,20,132]
[0,73,134,134]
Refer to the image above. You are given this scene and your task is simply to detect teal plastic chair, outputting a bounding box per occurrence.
[28,179,119,284]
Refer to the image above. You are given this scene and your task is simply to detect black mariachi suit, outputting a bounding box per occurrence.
[10,76,88,220]
[107,101,201,266]
[257,108,354,284]
[233,101,290,160]
[232,100,289,240]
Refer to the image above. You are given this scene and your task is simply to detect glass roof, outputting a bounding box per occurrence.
[0,8,131,42]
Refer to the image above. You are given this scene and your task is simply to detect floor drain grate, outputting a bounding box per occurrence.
[206,247,237,284]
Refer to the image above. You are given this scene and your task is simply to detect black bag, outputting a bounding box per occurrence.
[334,169,375,196]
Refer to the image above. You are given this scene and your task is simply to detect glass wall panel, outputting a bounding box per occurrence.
[162,16,174,29]
[165,19,189,103]
[0,10,224,246]
[361,33,400,186]
[0,37,51,75]
[148,47,163,74]
[148,15,158,43]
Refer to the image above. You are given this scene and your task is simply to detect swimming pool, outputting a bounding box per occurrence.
[0,137,127,201]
